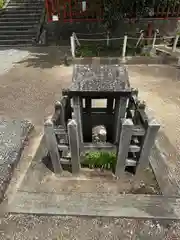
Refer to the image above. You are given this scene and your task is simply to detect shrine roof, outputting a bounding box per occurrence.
[68,62,131,97]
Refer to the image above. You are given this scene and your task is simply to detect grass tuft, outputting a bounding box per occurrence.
[82,151,116,170]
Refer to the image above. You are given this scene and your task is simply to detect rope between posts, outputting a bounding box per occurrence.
[161,36,175,39]
[128,36,174,40]
[75,32,107,35]
[77,37,124,41]
[77,36,175,41]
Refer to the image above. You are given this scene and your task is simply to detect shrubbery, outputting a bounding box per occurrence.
[0,0,4,9]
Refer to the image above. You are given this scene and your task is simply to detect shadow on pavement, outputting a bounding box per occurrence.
[0,45,72,69]
[16,46,72,69]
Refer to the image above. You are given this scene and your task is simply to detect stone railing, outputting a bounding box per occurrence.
[44,90,160,176]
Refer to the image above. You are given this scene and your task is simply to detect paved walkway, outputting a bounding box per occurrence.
[1,53,180,238]
[128,65,180,152]
[0,46,72,133]
[129,65,180,189]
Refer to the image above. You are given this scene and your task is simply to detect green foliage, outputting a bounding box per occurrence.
[76,44,107,57]
[76,45,95,57]
[76,42,143,57]
[102,0,180,30]
[76,43,123,57]
[0,0,4,8]
[82,151,116,170]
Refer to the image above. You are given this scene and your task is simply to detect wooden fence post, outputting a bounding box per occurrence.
[136,31,144,48]
[44,119,63,174]
[107,31,110,47]
[70,35,75,57]
[152,31,157,49]
[73,32,80,46]
[68,119,81,174]
[122,35,128,58]
[172,34,179,52]
[115,118,133,177]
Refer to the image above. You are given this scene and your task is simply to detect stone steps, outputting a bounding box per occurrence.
[0,16,41,21]
[0,29,36,34]
[0,23,38,28]
[0,0,44,46]
[7,3,43,8]
[0,34,35,41]
[9,0,43,3]
[0,39,34,46]
[3,8,42,13]
[1,12,42,16]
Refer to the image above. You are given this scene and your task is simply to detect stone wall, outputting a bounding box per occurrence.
[114,19,178,37]
[45,19,178,45]
[45,21,106,45]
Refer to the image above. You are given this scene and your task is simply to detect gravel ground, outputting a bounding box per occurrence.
[0,214,180,240]
[0,119,33,202]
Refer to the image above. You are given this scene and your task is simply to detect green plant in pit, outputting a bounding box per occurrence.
[76,45,94,57]
[82,151,116,170]
[81,46,94,57]
[76,43,108,57]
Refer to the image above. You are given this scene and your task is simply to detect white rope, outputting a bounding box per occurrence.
[128,36,174,40]
[76,36,175,42]
[75,32,107,35]
[77,37,124,41]
[162,36,175,39]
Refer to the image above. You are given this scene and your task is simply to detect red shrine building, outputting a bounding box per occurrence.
[44,0,180,41]
[45,0,103,23]
[45,0,180,23]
